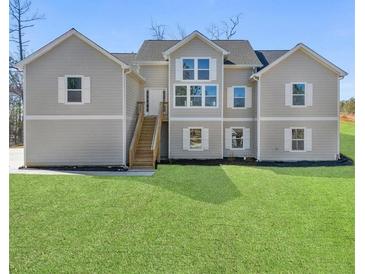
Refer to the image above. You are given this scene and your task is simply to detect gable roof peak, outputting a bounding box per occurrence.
[162,30,229,59]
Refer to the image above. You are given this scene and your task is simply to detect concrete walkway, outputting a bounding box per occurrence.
[9,148,155,176]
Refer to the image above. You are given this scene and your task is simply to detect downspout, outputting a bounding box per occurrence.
[122,67,132,167]
[252,75,261,161]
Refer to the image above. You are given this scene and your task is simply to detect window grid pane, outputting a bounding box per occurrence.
[291,129,305,151]
[231,128,244,148]
[190,128,202,149]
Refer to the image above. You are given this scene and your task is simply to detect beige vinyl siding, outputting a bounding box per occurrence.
[169,121,221,159]
[169,37,223,118]
[26,120,123,166]
[126,74,143,163]
[139,65,168,90]
[260,120,337,161]
[26,35,123,115]
[224,68,257,118]
[260,49,338,117]
[223,121,256,158]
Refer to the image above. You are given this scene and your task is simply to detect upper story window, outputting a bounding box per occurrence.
[285,82,312,107]
[175,86,188,107]
[205,85,217,107]
[182,58,210,80]
[190,86,202,106]
[67,77,82,103]
[233,87,245,108]
[198,59,209,80]
[292,83,305,106]
[183,59,194,80]
[175,84,218,108]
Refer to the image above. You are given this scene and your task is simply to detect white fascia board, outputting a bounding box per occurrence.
[251,43,348,79]
[162,31,229,59]
[15,28,129,70]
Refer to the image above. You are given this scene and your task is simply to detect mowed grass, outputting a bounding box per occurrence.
[10,122,355,273]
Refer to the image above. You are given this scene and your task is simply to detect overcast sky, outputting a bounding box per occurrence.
[10,0,354,99]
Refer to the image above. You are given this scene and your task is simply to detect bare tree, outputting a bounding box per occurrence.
[222,13,242,39]
[150,20,166,40]
[10,0,45,61]
[176,24,187,39]
[206,24,221,40]
[9,0,44,146]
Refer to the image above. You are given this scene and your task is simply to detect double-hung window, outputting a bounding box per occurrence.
[198,59,209,80]
[233,87,245,108]
[183,59,194,80]
[292,128,305,151]
[190,128,202,150]
[292,83,305,106]
[205,85,217,107]
[175,86,188,107]
[232,128,244,149]
[190,86,202,107]
[67,77,82,103]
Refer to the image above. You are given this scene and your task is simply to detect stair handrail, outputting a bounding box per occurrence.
[151,102,163,168]
[129,101,145,167]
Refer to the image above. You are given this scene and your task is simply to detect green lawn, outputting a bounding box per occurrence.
[10,122,355,273]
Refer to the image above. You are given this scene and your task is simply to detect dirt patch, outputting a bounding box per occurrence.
[340,113,355,122]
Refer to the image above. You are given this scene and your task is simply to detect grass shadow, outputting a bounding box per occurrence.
[152,165,241,204]
[114,165,242,205]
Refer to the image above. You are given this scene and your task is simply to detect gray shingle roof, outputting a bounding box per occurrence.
[136,40,178,61]
[213,40,262,66]
[135,39,262,66]
[111,53,137,65]
[255,50,289,68]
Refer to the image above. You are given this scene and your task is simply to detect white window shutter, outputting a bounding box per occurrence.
[176,58,182,81]
[227,87,233,108]
[183,128,190,150]
[305,128,312,151]
[246,87,252,108]
[58,77,66,103]
[306,83,313,107]
[82,76,91,103]
[285,83,292,106]
[202,128,209,150]
[210,58,217,80]
[244,128,251,149]
[284,128,292,151]
[225,128,232,149]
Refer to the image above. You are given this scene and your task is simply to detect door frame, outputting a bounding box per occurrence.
[144,87,167,115]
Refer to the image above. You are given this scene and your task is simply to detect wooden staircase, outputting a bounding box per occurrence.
[129,102,167,169]
[132,116,156,168]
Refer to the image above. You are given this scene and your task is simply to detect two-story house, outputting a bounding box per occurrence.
[16,29,347,168]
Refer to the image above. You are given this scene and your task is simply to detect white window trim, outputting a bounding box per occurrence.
[188,127,204,151]
[65,75,84,105]
[173,83,219,108]
[232,85,247,109]
[290,82,306,108]
[181,57,212,82]
[289,127,306,152]
[230,127,245,150]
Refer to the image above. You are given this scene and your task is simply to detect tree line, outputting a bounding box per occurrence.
[340,97,355,114]
[9,0,44,146]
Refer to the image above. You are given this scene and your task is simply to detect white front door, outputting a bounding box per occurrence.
[145,88,164,116]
